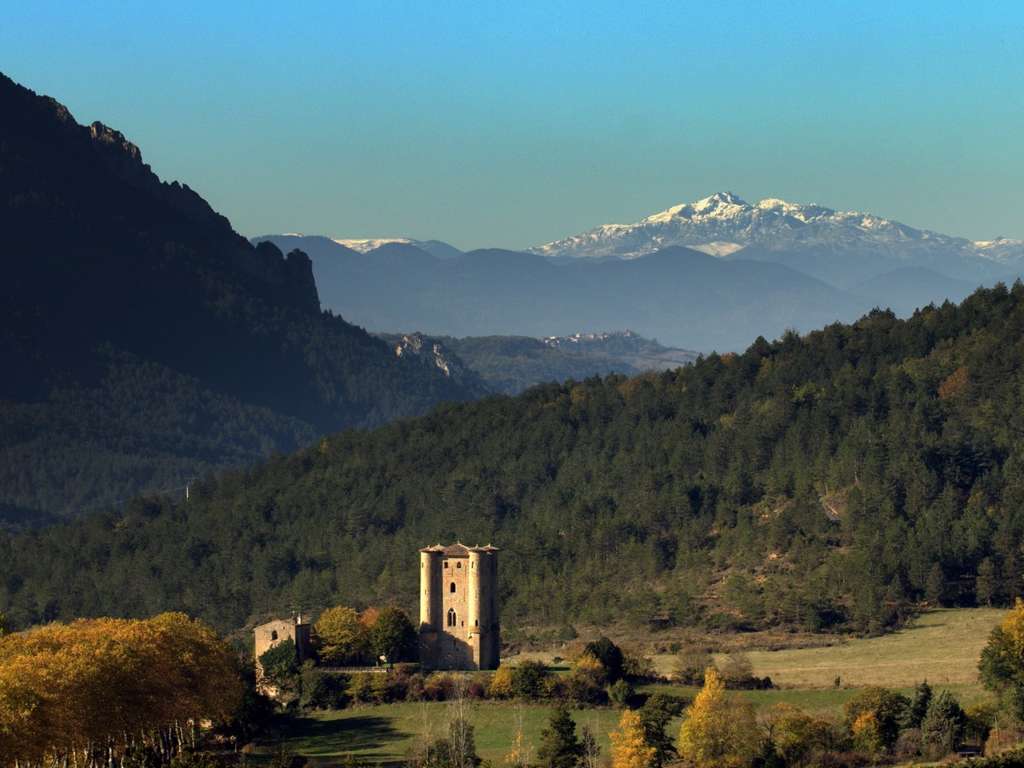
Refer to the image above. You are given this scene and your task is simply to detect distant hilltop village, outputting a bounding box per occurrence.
[253,541,499,672]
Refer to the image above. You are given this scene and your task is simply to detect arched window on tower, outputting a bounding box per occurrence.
[450,582,456,593]
[447,608,457,627]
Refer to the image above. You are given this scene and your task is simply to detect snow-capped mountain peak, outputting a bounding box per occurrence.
[641,191,748,225]
[530,192,1023,269]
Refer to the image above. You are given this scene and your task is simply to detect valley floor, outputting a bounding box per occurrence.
[250,608,1004,766]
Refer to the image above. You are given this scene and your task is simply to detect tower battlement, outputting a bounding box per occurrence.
[418,542,500,670]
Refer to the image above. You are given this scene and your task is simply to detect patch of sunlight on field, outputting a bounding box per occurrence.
[651,608,1007,689]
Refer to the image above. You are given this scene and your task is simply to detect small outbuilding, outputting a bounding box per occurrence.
[253,615,313,675]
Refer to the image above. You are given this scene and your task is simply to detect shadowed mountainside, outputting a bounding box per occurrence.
[0,72,484,521]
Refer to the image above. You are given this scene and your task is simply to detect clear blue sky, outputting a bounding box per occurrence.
[3,1,1022,249]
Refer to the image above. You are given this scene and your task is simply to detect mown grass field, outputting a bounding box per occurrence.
[656,608,1006,689]
[251,609,1006,766]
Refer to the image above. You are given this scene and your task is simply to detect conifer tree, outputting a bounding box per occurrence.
[977,558,998,607]
[639,694,678,768]
[903,681,933,729]
[537,705,582,768]
[920,690,966,758]
[925,563,947,606]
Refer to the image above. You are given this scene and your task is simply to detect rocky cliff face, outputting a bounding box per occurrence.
[393,333,488,393]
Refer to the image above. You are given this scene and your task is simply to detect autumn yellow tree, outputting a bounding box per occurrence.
[489,665,514,698]
[765,703,833,767]
[678,667,761,768]
[610,709,655,768]
[0,612,242,768]
[317,605,370,665]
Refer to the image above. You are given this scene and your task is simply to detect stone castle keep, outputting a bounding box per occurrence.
[419,543,500,670]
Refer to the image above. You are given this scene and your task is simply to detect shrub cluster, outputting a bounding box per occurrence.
[672,647,774,689]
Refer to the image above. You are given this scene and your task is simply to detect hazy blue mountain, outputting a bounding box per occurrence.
[255,235,869,351]
[415,239,464,260]
[851,267,980,316]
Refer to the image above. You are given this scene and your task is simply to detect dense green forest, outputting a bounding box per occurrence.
[4,284,1024,635]
[0,72,482,521]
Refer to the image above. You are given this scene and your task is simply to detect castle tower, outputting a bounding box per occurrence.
[418,542,500,670]
[420,548,442,631]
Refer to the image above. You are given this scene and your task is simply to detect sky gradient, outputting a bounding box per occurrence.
[3,1,1022,250]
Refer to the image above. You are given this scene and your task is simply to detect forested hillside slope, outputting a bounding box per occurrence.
[4,285,1023,634]
[0,73,483,521]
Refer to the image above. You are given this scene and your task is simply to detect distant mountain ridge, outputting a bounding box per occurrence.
[259,192,1022,354]
[531,192,1024,287]
[378,329,699,395]
[254,234,867,351]
[271,234,463,261]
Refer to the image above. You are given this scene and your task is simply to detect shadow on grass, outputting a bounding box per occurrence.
[261,714,406,762]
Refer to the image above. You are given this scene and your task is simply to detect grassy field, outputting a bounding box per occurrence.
[251,684,990,766]
[251,703,625,766]
[251,609,1006,765]
[650,608,1007,689]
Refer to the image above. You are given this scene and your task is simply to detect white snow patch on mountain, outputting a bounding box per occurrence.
[332,237,414,252]
[690,241,745,257]
[530,192,1024,271]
